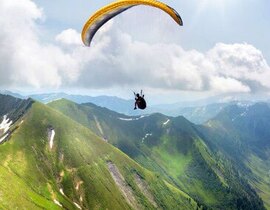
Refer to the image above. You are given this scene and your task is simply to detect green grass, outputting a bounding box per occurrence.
[152,136,193,177]
[246,154,270,209]
[0,101,197,209]
[48,99,267,210]
[0,165,61,210]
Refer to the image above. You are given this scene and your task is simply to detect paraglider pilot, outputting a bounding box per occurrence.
[134,90,147,110]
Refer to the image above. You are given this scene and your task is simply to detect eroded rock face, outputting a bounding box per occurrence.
[134,173,158,208]
[107,161,141,210]
[106,161,160,209]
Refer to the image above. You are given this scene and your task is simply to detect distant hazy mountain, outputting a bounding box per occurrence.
[29,92,139,115]
[204,102,270,151]
[2,90,267,125]
[0,90,25,99]
[28,92,261,124]
[151,103,227,123]
[49,99,266,209]
[200,102,270,209]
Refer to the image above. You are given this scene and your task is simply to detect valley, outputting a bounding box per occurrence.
[0,93,269,209]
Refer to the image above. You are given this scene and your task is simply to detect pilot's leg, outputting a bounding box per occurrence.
[134,101,137,110]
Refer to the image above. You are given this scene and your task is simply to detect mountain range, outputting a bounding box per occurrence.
[0,91,262,124]
[0,93,269,209]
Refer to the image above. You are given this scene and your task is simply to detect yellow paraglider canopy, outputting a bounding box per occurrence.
[82,0,183,46]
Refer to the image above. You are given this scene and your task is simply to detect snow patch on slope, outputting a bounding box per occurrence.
[232,106,249,121]
[45,98,63,104]
[60,188,65,196]
[76,181,83,191]
[118,115,146,121]
[73,202,82,209]
[240,112,247,117]
[142,133,152,143]
[0,134,9,143]
[0,115,12,144]
[53,199,62,207]
[0,115,12,134]
[237,102,251,108]
[163,119,170,126]
[48,129,55,149]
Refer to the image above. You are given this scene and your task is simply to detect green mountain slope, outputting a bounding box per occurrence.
[0,101,198,209]
[200,103,270,209]
[49,99,265,209]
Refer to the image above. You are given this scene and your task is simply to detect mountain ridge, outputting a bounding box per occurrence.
[201,102,270,209]
[0,97,198,209]
[49,98,266,209]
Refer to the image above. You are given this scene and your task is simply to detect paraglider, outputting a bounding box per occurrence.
[81,0,183,47]
[134,90,146,110]
[81,1,183,110]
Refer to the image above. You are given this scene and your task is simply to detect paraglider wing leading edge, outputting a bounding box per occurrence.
[82,0,183,46]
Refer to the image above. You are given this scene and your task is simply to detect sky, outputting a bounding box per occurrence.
[0,0,270,104]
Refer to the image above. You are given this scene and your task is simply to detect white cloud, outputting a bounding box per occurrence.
[207,43,270,91]
[1,0,270,95]
[209,76,250,93]
[73,28,270,94]
[0,0,59,87]
[0,0,93,88]
[55,29,81,46]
